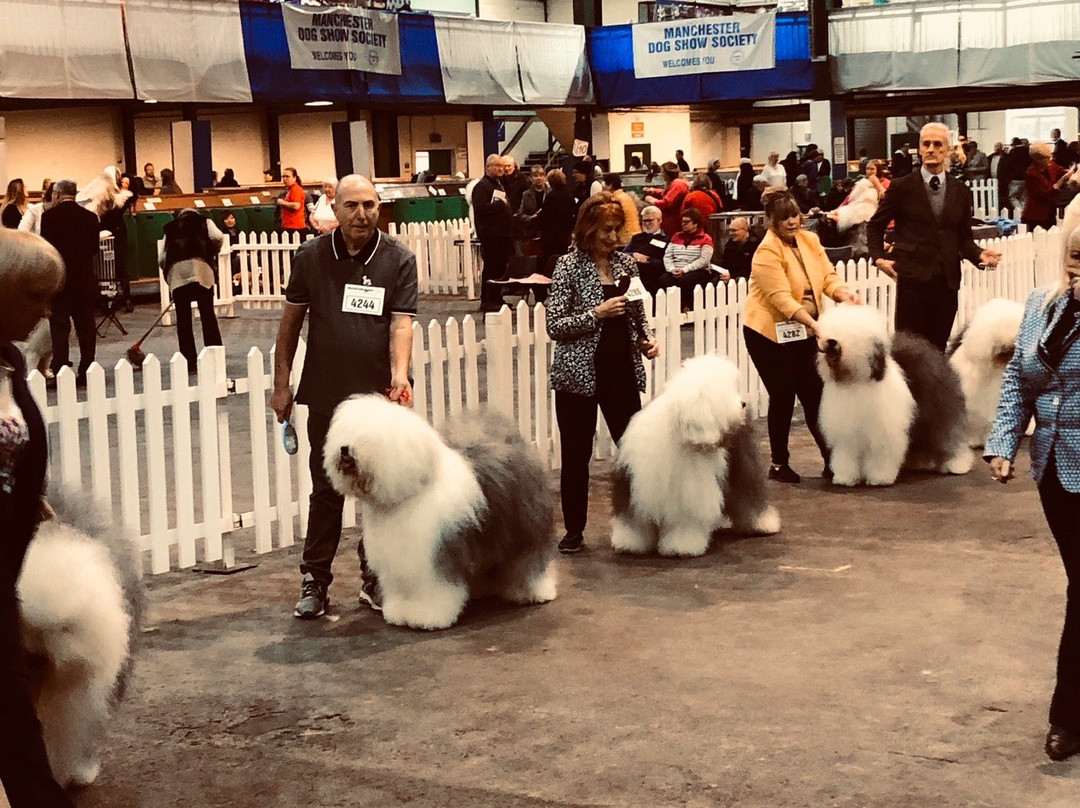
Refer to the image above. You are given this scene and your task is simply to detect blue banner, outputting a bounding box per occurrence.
[588,12,812,108]
[239,2,444,104]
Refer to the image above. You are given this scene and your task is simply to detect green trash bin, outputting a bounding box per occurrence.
[244,205,277,234]
[133,211,174,279]
[433,195,467,222]
[395,197,439,224]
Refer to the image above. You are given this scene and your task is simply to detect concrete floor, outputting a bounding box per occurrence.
[71,428,1080,807]
[27,299,1080,806]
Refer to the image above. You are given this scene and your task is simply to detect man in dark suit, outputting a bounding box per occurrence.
[471,154,512,312]
[1052,128,1071,169]
[40,179,101,383]
[868,123,1002,352]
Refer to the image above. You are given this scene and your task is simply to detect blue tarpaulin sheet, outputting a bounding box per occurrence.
[587,12,813,107]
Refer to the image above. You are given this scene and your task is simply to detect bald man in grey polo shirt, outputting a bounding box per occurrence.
[270,174,418,619]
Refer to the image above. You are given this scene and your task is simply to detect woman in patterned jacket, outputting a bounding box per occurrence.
[987,224,1080,761]
[546,194,660,554]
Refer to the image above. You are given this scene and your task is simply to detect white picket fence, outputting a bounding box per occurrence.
[159,222,481,325]
[387,219,479,297]
[969,178,999,219]
[54,227,1062,575]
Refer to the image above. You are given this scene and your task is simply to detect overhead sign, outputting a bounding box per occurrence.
[631,121,645,138]
[281,5,402,75]
[631,13,776,79]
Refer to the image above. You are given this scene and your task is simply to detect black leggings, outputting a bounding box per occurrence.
[555,373,641,536]
[1041,456,1080,732]
[173,283,222,371]
[743,326,828,467]
[0,587,77,807]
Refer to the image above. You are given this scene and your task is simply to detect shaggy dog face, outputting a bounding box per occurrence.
[325,395,441,508]
[949,298,1025,447]
[672,354,748,450]
[815,305,890,384]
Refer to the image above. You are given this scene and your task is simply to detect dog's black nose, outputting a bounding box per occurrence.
[824,338,839,353]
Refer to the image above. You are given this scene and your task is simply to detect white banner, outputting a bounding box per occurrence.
[281,5,402,75]
[632,13,776,79]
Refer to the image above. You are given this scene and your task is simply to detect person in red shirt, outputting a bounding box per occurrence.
[644,162,690,236]
[1024,142,1075,232]
[278,166,308,235]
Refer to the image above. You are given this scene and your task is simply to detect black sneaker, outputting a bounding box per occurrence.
[558,533,585,554]
[293,573,328,619]
[358,576,383,612]
[768,464,801,484]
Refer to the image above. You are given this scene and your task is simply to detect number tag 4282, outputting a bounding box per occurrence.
[775,319,809,343]
[342,283,385,316]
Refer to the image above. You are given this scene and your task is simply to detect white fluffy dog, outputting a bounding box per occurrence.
[18,492,142,788]
[611,354,781,558]
[816,305,972,486]
[324,395,556,630]
[947,298,1025,447]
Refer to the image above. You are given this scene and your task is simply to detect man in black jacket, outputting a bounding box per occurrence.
[40,179,100,383]
[719,217,760,281]
[623,205,669,295]
[868,123,1001,351]
[471,154,512,312]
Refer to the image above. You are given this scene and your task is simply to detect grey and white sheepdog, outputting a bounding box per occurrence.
[324,395,556,630]
[18,490,143,788]
[816,304,972,486]
[610,354,780,557]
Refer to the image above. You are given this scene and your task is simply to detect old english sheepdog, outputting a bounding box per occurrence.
[947,298,1025,447]
[815,305,972,486]
[18,491,143,788]
[324,395,556,630]
[610,354,781,558]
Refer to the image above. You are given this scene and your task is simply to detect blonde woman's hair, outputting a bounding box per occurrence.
[1029,142,1053,160]
[0,229,65,293]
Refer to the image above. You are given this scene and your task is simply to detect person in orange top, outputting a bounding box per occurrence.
[278,166,308,235]
[603,173,641,245]
[743,186,861,484]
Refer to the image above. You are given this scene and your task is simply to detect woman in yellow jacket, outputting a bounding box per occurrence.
[743,187,860,483]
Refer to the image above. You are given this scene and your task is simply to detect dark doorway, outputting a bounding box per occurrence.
[624,143,651,171]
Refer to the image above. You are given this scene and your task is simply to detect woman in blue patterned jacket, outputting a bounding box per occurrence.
[986,225,1080,761]
[547,193,659,555]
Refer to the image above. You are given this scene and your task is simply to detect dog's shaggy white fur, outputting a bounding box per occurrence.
[947,298,1025,447]
[816,305,972,486]
[610,354,781,558]
[324,395,556,630]
[17,492,142,788]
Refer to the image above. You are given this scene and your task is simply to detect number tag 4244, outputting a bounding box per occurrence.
[775,319,809,343]
[342,284,385,316]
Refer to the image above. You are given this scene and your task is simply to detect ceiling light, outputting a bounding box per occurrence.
[305,100,333,107]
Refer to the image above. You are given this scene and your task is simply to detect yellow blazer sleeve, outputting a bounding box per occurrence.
[750,237,804,321]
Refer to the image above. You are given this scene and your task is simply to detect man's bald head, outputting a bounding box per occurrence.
[485,154,504,179]
[336,174,377,200]
[729,217,750,242]
[335,174,381,253]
